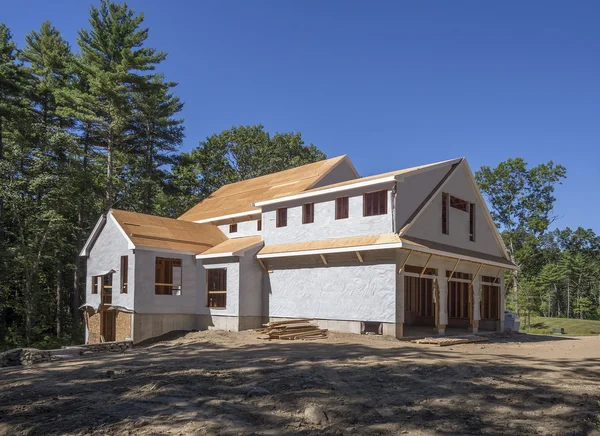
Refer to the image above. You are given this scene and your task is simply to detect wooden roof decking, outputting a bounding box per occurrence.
[111,209,227,254]
[257,233,516,269]
[197,236,263,258]
[258,234,403,256]
[178,155,353,223]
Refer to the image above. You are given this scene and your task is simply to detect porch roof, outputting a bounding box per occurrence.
[196,236,264,259]
[257,234,516,270]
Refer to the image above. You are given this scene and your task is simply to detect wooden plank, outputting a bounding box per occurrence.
[448,258,460,280]
[398,249,413,274]
[356,251,364,263]
[320,254,328,265]
[257,258,268,273]
[420,253,433,278]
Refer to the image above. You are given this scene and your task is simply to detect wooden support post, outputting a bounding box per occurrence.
[356,251,364,263]
[420,253,433,278]
[320,254,328,265]
[398,249,413,274]
[257,258,268,273]
[448,258,460,280]
[469,263,484,290]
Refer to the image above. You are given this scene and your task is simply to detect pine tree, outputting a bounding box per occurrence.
[127,75,184,214]
[77,0,167,210]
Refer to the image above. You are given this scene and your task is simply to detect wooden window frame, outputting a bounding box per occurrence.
[442,192,449,234]
[257,219,262,231]
[120,255,128,294]
[102,273,113,304]
[92,275,101,294]
[302,203,314,224]
[229,223,238,233]
[206,268,227,309]
[363,190,387,217]
[276,208,287,228]
[335,196,349,220]
[155,257,182,295]
[469,202,475,242]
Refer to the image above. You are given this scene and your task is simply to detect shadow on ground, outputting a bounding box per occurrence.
[0,331,599,435]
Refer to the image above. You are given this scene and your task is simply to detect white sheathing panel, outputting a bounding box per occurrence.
[134,250,198,314]
[395,165,452,231]
[262,186,394,246]
[197,258,241,317]
[86,216,134,310]
[218,219,261,239]
[239,246,264,317]
[266,262,396,323]
[311,158,359,189]
[404,166,505,258]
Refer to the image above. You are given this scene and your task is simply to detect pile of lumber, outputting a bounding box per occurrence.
[411,335,488,347]
[257,319,328,340]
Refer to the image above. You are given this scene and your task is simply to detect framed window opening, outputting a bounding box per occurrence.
[403,264,437,277]
[155,257,182,295]
[120,256,128,293]
[102,273,113,304]
[302,203,314,224]
[276,208,287,228]
[442,192,449,234]
[229,223,238,233]
[481,284,500,320]
[92,275,101,294]
[448,281,469,319]
[450,195,468,212]
[469,203,476,241]
[363,190,387,216]
[257,219,262,231]
[207,268,227,308]
[335,196,349,220]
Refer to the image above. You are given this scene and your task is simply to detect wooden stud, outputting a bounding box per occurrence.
[448,258,460,280]
[356,251,364,263]
[398,249,413,274]
[257,258,268,273]
[320,254,328,265]
[420,253,433,278]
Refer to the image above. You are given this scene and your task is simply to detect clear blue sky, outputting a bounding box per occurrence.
[3,1,599,232]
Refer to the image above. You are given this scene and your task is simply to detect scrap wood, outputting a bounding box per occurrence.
[258,318,328,341]
[411,335,488,347]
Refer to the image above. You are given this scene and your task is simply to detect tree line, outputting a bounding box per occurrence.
[0,0,325,350]
[1,1,597,350]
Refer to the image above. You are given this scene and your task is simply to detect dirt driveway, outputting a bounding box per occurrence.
[1,331,599,435]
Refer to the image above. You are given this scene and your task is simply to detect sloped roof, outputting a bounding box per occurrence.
[197,236,263,259]
[178,155,353,222]
[253,158,462,206]
[111,209,227,254]
[258,234,402,256]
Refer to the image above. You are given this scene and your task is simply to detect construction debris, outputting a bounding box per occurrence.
[411,335,489,347]
[257,319,328,340]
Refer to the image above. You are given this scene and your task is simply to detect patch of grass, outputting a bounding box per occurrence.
[523,316,600,336]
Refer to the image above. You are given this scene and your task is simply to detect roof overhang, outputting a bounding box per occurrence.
[191,209,261,224]
[79,214,107,258]
[196,239,264,260]
[253,175,401,207]
[257,238,517,270]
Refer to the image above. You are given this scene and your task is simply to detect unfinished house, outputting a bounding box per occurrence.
[80,155,516,343]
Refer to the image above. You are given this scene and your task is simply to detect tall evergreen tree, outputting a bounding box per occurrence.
[77,0,167,210]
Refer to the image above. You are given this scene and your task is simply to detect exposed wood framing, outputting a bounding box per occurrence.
[257,258,268,273]
[398,249,413,274]
[448,258,460,280]
[356,251,364,263]
[420,253,433,278]
[320,254,328,265]
[469,263,484,289]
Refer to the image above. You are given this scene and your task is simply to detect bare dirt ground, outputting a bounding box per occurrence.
[1,331,599,436]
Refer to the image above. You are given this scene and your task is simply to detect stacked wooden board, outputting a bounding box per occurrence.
[257,319,328,340]
[411,335,489,347]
